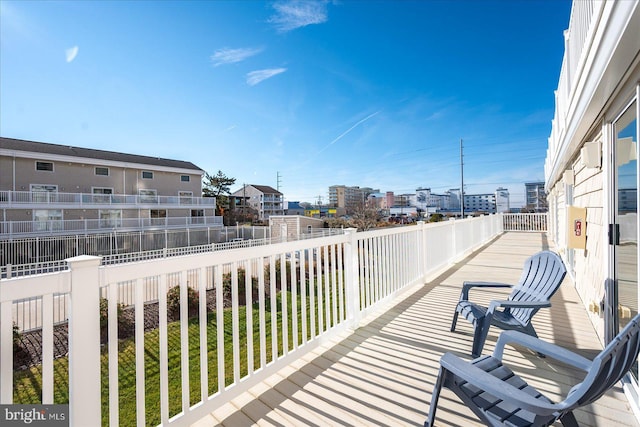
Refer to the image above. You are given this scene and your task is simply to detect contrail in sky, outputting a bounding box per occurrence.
[319,110,381,153]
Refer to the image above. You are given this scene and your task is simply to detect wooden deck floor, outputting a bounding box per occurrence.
[192,232,639,427]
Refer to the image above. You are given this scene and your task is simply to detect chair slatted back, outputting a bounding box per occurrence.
[571,314,640,408]
[509,251,567,326]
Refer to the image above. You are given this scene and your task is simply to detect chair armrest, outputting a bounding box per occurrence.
[487,299,551,313]
[439,352,563,415]
[460,281,513,300]
[493,330,593,371]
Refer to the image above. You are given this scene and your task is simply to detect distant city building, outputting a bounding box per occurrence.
[495,187,510,213]
[284,201,305,216]
[327,184,510,217]
[329,185,379,214]
[463,193,496,213]
[366,192,388,209]
[414,187,462,212]
[524,182,547,212]
[304,207,338,218]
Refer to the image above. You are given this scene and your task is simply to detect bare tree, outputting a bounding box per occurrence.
[350,199,382,231]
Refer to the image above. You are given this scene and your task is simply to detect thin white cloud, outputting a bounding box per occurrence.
[65,46,79,63]
[269,0,329,33]
[210,47,262,67]
[246,68,287,86]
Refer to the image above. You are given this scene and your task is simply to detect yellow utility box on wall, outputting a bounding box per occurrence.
[567,205,587,249]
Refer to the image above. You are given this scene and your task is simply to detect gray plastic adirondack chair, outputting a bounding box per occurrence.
[426,313,640,427]
[450,250,567,357]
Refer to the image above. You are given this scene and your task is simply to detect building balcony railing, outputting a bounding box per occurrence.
[0,215,223,238]
[261,196,283,202]
[0,190,216,208]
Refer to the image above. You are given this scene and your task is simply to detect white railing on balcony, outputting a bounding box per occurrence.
[0,215,223,237]
[1,215,503,426]
[0,227,348,280]
[7,229,347,331]
[502,213,548,232]
[0,190,217,207]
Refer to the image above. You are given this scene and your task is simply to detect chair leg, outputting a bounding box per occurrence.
[425,366,447,427]
[523,324,546,358]
[471,317,490,358]
[559,411,578,427]
[450,309,459,332]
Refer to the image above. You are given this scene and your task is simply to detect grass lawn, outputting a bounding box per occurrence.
[13,287,345,426]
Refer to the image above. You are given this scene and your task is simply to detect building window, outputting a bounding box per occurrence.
[191,209,204,224]
[30,184,57,202]
[138,189,157,203]
[92,187,113,203]
[34,209,63,231]
[36,161,54,172]
[99,210,121,228]
[150,209,167,219]
[180,175,190,182]
[179,191,193,204]
[95,167,109,176]
[142,171,153,179]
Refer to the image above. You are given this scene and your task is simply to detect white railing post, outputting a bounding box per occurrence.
[450,218,457,261]
[66,255,102,427]
[417,221,429,284]
[343,228,361,329]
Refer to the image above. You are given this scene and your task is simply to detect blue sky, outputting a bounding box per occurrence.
[1,0,571,207]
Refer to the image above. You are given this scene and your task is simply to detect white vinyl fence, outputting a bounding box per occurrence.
[1,215,503,427]
[502,213,548,232]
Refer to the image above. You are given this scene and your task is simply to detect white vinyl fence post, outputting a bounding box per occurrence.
[66,255,102,427]
[417,221,429,284]
[343,228,361,329]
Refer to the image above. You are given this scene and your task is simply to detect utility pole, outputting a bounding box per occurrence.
[460,138,465,218]
[242,183,246,216]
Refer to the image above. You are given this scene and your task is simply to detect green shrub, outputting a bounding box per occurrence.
[223,268,258,306]
[166,285,199,320]
[99,297,131,341]
[13,322,21,348]
[264,259,293,290]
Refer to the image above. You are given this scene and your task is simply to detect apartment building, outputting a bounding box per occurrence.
[0,137,219,236]
[524,181,547,211]
[329,185,378,215]
[231,184,284,221]
[463,193,496,213]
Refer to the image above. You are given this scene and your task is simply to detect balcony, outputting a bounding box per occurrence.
[194,233,634,427]
[0,215,636,426]
[0,190,217,209]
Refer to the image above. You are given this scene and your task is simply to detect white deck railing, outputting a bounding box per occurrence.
[1,215,504,426]
[1,226,270,278]
[0,190,217,208]
[502,213,548,232]
[7,229,345,332]
[0,215,223,237]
